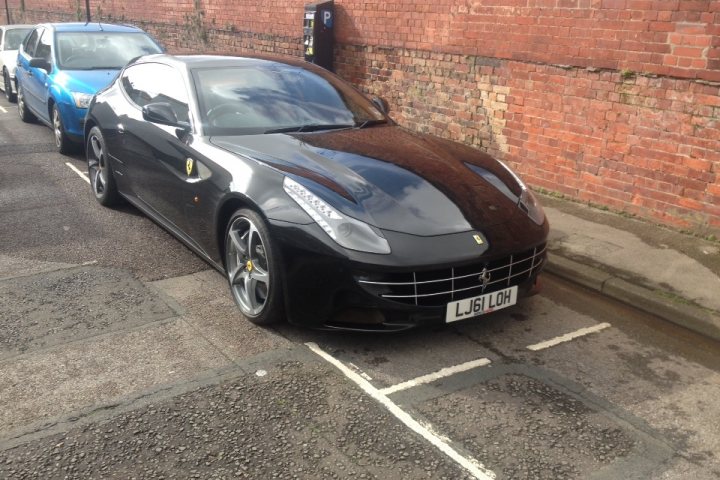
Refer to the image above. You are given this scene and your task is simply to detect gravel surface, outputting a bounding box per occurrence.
[0,361,472,480]
[419,373,635,480]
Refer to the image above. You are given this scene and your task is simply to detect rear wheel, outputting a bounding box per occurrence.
[86,126,121,206]
[3,69,16,102]
[224,209,284,325]
[17,84,35,122]
[53,104,74,154]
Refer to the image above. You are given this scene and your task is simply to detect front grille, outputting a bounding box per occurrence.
[356,243,546,307]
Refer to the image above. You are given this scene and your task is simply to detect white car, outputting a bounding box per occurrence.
[0,24,33,102]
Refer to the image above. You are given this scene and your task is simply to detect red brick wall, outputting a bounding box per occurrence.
[335,0,720,83]
[6,0,720,234]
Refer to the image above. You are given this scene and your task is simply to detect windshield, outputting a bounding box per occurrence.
[193,64,386,136]
[4,28,32,50]
[56,32,161,70]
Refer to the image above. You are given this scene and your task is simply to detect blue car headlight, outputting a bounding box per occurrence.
[71,92,93,109]
[283,177,391,254]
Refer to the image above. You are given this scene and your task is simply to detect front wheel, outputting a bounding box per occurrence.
[224,209,284,325]
[17,84,35,122]
[53,104,74,154]
[86,126,121,206]
[3,69,16,102]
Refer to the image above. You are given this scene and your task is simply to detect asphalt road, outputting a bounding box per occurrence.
[1,94,719,480]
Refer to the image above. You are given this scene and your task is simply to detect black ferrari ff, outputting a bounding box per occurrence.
[84,54,548,331]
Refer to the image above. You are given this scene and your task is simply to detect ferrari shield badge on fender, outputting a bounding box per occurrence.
[473,234,484,245]
[186,158,194,176]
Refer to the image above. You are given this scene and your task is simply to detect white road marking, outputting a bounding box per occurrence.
[348,362,373,381]
[380,358,492,395]
[526,322,612,351]
[306,342,495,480]
[0,105,7,113]
[65,162,90,184]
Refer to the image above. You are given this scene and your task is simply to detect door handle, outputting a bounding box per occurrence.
[25,70,33,77]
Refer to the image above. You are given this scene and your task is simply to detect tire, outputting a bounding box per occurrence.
[3,69,16,102]
[52,103,75,154]
[86,126,121,206]
[17,83,35,122]
[224,209,284,325]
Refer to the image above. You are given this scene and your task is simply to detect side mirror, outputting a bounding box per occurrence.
[371,96,389,115]
[29,57,51,72]
[142,102,190,131]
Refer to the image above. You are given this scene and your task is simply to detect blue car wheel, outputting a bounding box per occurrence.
[52,104,74,154]
[17,84,36,123]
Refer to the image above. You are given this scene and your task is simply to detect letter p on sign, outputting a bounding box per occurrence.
[322,10,333,28]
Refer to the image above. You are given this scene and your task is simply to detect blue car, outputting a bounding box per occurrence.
[16,23,162,153]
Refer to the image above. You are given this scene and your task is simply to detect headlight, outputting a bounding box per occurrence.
[495,161,545,225]
[466,161,546,225]
[283,177,391,254]
[71,92,93,109]
[519,188,546,226]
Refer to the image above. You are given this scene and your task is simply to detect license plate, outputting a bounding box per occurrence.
[445,286,518,323]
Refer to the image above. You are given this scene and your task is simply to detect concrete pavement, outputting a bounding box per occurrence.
[541,194,720,342]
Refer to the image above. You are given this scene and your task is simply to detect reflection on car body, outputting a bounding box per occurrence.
[85,54,548,331]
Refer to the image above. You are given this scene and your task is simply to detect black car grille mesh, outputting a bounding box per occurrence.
[356,243,546,307]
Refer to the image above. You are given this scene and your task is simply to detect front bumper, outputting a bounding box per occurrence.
[270,219,548,331]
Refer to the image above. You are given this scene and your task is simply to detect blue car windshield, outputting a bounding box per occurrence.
[3,29,32,50]
[56,32,161,70]
[193,64,387,136]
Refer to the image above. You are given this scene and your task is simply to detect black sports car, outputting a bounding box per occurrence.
[85,54,548,331]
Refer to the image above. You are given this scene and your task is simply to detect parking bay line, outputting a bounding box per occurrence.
[0,105,7,114]
[306,342,495,480]
[526,322,611,351]
[65,162,90,184]
[379,358,491,396]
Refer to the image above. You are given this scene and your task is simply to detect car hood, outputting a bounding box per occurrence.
[53,69,120,94]
[210,126,527,236]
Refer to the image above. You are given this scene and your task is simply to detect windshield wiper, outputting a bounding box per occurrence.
[264,123,354,134]
[356,119,387,129]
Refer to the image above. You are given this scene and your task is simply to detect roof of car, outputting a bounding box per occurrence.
[44,23,146,33]
[1,24,35,30]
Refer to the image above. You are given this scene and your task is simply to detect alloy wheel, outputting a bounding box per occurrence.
[87,132,106,197]
[226,216,270,317]
[17,87,25,115]
[53,107,63,148]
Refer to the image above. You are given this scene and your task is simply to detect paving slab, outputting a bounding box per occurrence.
[0,266,177,358]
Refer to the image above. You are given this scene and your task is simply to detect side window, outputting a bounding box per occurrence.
[35,31,52,62]
[121,63,190,122]
[23,28,41,57]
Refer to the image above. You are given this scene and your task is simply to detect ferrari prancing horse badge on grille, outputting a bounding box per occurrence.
[186,158,194,176]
